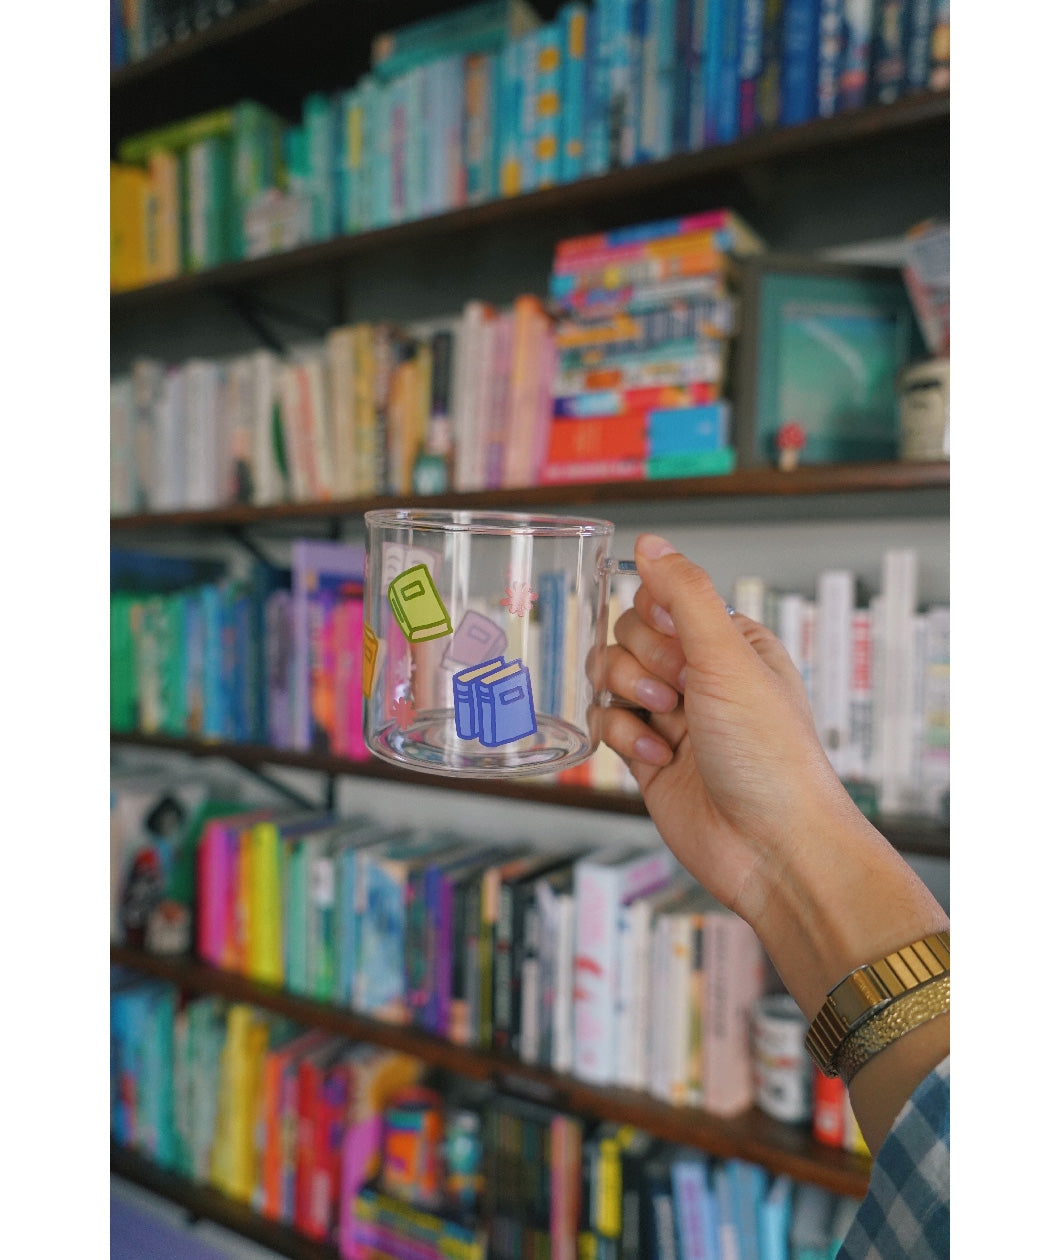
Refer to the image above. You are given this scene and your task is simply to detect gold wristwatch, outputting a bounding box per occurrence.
[805,931,950,1078]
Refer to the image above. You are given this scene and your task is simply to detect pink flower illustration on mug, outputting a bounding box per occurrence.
[393,694,418,731]
[501,580,538,618]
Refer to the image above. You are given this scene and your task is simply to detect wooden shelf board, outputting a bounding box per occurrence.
[108,731,949,856]
[110,461,949,532]
[111,93,948,314]
[111,945,871,1198]
[112,1144,337,1260]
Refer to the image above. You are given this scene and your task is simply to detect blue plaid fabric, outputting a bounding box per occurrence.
[838,1056,950,1259]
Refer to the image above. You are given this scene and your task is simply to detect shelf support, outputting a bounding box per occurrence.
[235,761,321,812]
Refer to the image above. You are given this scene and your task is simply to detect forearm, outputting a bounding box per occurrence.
[741,790,950,1155]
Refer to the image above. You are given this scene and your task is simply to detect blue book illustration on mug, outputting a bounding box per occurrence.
[476,659,537,746]
[453,657,508,739]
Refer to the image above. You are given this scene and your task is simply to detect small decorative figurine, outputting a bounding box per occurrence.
[776,421,807,471]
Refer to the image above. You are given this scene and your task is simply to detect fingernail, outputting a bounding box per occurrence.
[635,677,676,712]
[650,603,677,635]
[637,533,677,560]
[634,735,672,765]
[677,666,687,692]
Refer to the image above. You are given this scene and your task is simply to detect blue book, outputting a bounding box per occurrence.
[584,3,610,173]
[475,659,537,745]
[628,0,649,161]
[780,0,822,126]
[818,0,844,116]
[671,0,696,152]
[729,1160,768,1260]
[688,0,710,150]
[903,0,933,90]
[648,402,731,454]
[738,0,767,136]
[757,1175,793,1260]
[453,657,507,739]
[837,0,874,110]
[537,569,568,715]
[756,0,785,130]
[715,0,743,142]
[870,0,909,103]
[712,1164,740,1260]
[559,3,589,182]
[702,0,728,144]
[201,582,224,739]
[671,1155,720,1260]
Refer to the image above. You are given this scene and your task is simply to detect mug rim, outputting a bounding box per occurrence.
[364,508,616,537]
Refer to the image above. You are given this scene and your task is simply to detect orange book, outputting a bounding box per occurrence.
[260,1028,332,1221]
[545,412,646,465]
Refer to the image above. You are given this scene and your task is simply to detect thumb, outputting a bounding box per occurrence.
[634,534,747,675]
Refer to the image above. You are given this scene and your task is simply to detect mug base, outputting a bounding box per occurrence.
[366,709,594,779]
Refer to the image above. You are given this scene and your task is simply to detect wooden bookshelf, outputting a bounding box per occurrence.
[109,460,949,532]
[111,90,948,316]
[108,731,949,858]
[111,943,872,1199]
[112,1144,336,1260]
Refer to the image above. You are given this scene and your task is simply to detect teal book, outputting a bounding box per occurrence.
[519,29,540,191]
[498,37,523,195]
[283,829,310,995]
[232,100,284,259]
[464,51,498,203]
[303,92,339,241]
[559,3,589,182]
[404,65,427,222]
[757,1174,793,1260]
[535,21,563,187]
[371,78,394,227]
[183,133,232,271]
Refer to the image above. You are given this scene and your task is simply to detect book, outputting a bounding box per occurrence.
[814,569,856,778]
[700,899,766,1115]
[573,845,678,1083]
[559,3,589,182]
[780,0,822,125]
[873,548,918,813]
[757,1175,793,1260]
[789,1183,835,1260]
[671,1154,718,1260]
[869,0,908,103]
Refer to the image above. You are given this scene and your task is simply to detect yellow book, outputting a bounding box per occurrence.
[210,1004,245,1193]
[110,162,149,291]
[249,820,284,985]
[146,150,181,281]
[352,323,376,495]
[233,1012,271,1202]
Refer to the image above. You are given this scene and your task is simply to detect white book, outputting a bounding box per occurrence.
[297,347,335,500]
[732,575,766,623]
[798,601,818,713]
[277,361,309,501]
[613,902,638,1085]
[183,358,222,509]
[776,593,807,674]
[551,890,576,1074]
[875,549,919,813]
[814,569,856,777]
[572,844,678,1084]
[649,911,672,1099]
[132,358,166,511]
[666,908,694,1105]
[848,607,874,782]
[452,301,493,491]
[110,376,136,514]
[918,605,950,818]
[250,349,283,505]
[154,365,186,511]
[222,355,255,505]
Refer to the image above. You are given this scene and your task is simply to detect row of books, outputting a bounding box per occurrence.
[109,0,950,290]
[734,547,949,820]
[110,541,368,755]
[111,968,863,1259]
[112,768,792,1115]
[541,207,758,483]
[111,1,261,67]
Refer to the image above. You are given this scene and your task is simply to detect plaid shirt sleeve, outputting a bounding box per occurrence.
[838,1055,950,1260]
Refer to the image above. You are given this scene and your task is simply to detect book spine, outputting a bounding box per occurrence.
[870,0,909,103]
[837,0,873,110]
[464,52,495,204]
[584,4,609,174]
[536,23,563,188]
[738,0,766,136]
[903,0,933,90]
[499,39,523,195]
[814,569,855,778]
[560,4,589,182]
[780,0,822,126]
[818,0,843,116]
[756,0,785,130]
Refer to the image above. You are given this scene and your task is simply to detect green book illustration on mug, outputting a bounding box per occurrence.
[388,563,453,642]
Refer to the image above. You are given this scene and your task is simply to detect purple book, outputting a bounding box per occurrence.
[291,540,366,752]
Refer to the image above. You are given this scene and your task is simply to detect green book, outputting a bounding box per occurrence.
[183,134,233,271]
[646,447,737,479]
[111,594,138,731]
[118,107,236,164]
[387,563,453,642]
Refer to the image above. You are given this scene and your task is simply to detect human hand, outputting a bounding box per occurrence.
[601,533,866,929]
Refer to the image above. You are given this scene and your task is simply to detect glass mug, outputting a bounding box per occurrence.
[362,509,638,777]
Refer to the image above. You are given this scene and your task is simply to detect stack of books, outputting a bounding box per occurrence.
[541,208,764,484]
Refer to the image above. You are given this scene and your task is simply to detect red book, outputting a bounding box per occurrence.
[545,412,646,465]
[260,1029,332,1222]
[295,1037,347,1235]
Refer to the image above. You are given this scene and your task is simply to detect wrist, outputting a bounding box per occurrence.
[740,787,949,1022]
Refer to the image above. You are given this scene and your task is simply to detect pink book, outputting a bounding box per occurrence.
[196,811,270,964]
[700,905,766,1115]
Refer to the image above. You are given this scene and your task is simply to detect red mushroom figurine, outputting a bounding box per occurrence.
[776,421,806,471]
